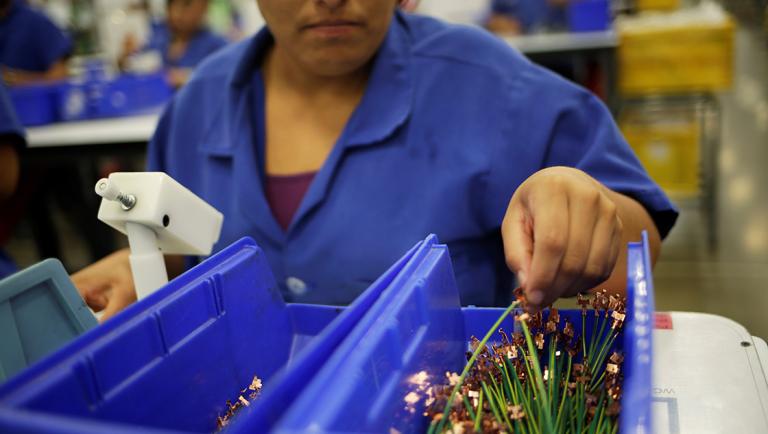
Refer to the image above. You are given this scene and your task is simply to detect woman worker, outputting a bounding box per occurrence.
[74,0,678,320]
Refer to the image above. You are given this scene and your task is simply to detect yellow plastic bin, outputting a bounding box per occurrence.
[620,109,700,196]
[618,13,735,95]
[636,0,680,12]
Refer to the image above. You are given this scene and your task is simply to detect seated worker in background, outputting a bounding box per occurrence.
[486,0,568,35]
[74,0,678,320]
[0,0,72,86]
[0,82,25,278]
[121,0,228,88]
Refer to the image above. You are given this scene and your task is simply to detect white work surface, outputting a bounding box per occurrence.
[653,312,768,434]
[26,113,160,148]
[503,29,618,54]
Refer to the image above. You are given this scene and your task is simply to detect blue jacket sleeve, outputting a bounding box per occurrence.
[485,65,678,239]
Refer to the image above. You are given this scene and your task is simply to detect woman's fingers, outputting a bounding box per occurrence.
[566,196,622,297]
[502,199,534,288]
[99,284,137,323]
[525,187,569,309]
[502,167,625,309]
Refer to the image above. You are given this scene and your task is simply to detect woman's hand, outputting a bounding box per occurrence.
[502,167,625,310]
[71,248,137,322]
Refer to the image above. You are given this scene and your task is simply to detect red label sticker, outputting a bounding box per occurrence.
[654,313,673,330]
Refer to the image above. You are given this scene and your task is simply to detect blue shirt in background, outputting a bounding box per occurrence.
[0,81,25,279]
[145,21,228,69]
[0,0,72,72]
[148,12,678,307]
[491,0,567,32]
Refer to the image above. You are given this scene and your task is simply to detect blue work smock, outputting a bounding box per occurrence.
[148,11,678,307]
[145,21,228,69]
[0,0,72,72]
[0,81,24,279]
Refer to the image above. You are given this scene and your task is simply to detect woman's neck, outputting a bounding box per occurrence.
[262,44,370,101]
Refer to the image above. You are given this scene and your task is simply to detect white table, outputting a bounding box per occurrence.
[653,312,768,433]
[504,29,618,54]
[26,113,160,148]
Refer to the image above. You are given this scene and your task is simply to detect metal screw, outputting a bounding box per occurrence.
[95,178,137,211]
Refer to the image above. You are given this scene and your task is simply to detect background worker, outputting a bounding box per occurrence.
[0,0,72,86]
[120,0,228,88]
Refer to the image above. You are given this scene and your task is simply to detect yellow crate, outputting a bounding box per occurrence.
[618,18,735,95]
[636,0,680,11]
[620,116,700,196]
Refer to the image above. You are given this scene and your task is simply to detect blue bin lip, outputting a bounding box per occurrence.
[619,231,655,434]
[0,237,262,395]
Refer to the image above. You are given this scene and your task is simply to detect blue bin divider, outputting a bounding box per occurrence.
[620,231,654,434]
[231,235,448,432]
[0,259,98,383]
[0,236,419,433]
[275,233,654,433]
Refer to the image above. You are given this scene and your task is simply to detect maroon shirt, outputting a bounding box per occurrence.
[264,172,316,231]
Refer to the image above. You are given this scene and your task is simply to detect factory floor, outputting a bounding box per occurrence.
[651,22,768,339]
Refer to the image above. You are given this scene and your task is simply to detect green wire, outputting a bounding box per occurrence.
[462,395,475,422]
[481,382,507,429]
[511,357,540,434]
[433,301,520,433]
[520,319,555,433]
[554,353,573,432]
[487,378,515,431]
[474,389,484,432]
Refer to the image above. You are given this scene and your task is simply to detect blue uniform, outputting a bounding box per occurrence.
[145,21,228,69]
[0,0,72,72]
[0,81,25,278]
[148,12,678,306]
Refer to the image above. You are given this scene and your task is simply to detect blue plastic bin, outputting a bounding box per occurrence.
[7,84,61,127]
[568,0,611,32]
[57,82,90,122]
[91,73,172,118]
[0,259,98,383]
[0,237,419,433]
[273,233,654,433]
